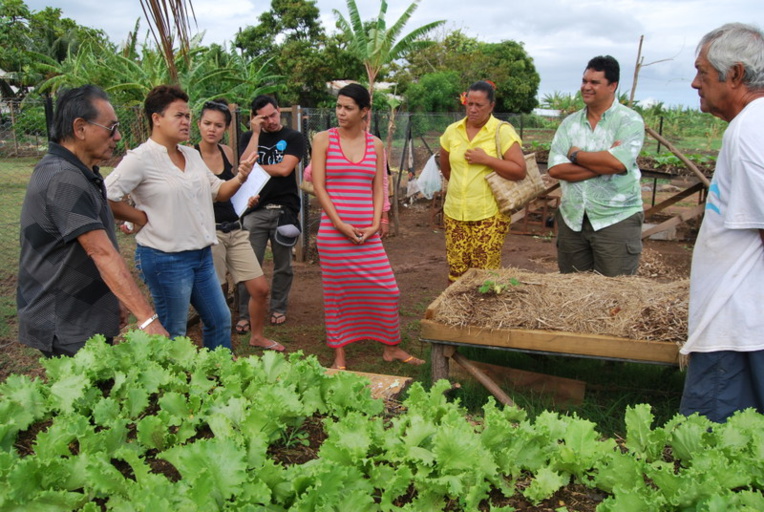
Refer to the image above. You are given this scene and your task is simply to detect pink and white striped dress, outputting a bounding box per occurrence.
[317,128,400,348]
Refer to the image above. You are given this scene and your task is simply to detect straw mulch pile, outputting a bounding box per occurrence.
[432,267,689,343]
[636,247,690,281]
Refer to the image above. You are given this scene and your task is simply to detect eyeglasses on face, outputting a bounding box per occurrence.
[87,120,120,137]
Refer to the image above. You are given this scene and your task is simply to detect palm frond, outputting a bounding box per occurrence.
[139,0,197,85]
[388,20,445,61]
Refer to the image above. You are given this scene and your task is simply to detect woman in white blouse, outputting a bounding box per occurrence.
[105,85,255,350]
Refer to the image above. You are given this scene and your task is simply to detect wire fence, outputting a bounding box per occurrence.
[0,99,561,343]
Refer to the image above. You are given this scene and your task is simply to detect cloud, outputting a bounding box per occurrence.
[23,0,763,107]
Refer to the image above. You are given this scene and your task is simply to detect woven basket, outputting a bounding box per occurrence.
[485,152,545,214]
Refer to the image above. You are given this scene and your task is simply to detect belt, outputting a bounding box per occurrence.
[264,204,283,210]
[216,220,241,233]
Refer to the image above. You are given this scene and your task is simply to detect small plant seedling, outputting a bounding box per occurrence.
[478,277,521,295]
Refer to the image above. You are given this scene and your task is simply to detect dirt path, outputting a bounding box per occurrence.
[0,199,693,382]
[223,200,692,376]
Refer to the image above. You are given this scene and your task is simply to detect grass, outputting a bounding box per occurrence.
[440,347,684,437]
[0,158,36,281]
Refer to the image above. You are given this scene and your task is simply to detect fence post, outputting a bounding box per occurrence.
[229,103,240,169]
[282,106,306,263]
[393,113,412,236]
[10,101,19,155]
[44,94,53,142]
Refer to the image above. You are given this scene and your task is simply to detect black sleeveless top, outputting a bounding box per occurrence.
[196,144,239,223]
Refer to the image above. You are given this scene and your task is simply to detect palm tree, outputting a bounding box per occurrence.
[139,0,196,85]
[334,0,444,106]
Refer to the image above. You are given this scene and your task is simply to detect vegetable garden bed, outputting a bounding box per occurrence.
[2,333,763,511]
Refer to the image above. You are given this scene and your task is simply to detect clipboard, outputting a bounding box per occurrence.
[231,163,270,217]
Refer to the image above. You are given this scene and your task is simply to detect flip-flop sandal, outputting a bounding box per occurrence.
[401,355,425,365]
[235,320,250,334]
[270,313,287,325]
[262,340,285,352]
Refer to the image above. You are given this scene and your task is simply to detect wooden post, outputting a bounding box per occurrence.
[228,103,240,169]
[629,35,645,108]
[430,343,449,383]
[279,106,305,262]
[645,127,710,188]
[393,114,411,236]
[10,101,19,155]
[451,352,515,407]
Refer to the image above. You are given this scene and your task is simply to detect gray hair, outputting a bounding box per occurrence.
[698,23,764,91]
[51,85,111,143]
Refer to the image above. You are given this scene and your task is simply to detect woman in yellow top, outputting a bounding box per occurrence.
[439,80,527,283]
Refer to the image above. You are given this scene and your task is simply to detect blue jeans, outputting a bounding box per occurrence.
[136,245,231,350]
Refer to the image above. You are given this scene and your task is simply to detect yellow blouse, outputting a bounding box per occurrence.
[439,115,521,221]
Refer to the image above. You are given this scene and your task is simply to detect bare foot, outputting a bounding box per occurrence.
[330,347,347,370]
[249,336,285,352]
[382,346,425,365]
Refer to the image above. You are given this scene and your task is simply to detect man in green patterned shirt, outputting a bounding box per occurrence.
[548,55,645,276]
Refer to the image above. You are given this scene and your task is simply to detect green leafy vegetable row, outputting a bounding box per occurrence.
[1,333,763,511]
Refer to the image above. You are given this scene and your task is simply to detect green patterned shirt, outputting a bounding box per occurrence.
[548,100,645,231]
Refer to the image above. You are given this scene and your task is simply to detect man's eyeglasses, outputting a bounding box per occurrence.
[87,120,120,137]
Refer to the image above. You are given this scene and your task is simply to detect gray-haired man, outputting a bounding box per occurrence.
[680,23,764,422]
[17,85,167,357]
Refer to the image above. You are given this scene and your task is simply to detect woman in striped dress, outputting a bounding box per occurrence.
[311,84,425,370]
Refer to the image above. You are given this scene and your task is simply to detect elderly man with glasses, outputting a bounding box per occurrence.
[17,85,168,357]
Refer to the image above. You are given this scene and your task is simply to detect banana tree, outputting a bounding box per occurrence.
[333,0,444,106]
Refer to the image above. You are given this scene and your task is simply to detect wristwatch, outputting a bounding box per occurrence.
[569,151,580,165]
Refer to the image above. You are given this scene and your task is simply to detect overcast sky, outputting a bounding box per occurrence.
[25,0,763,109]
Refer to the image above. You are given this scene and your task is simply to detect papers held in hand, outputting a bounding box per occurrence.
[231,163,270,217]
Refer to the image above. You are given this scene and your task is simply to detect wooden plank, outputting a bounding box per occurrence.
[451,351,515,406]
[448,358,586,406]
[643,181,705,217]
[641,203,706,239]
[645,127,711,188]
[420,319,679,365]
[325,369,412,401]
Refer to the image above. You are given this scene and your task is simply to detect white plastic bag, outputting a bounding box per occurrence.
[406,177,421,198]
[418,154,442,200]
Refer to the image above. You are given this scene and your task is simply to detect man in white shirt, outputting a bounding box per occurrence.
[680,23,764,422]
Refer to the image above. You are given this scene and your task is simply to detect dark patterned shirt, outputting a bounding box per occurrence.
[17,143,120,351]
[239,126,305,215]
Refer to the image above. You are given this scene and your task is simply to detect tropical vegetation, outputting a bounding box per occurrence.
[0,0,541,115]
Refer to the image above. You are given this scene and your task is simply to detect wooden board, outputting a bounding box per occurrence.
[420,319,679,365]
[641,203,705,239]
[448,358,586,406]
[325,369,412,401]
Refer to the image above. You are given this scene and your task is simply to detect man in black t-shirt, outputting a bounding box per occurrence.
[237,95,306,327]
